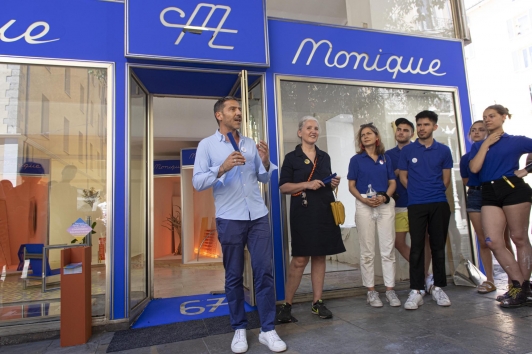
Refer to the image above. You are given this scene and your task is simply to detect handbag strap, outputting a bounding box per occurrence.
[292,156,318,196]
[333,187,338,200]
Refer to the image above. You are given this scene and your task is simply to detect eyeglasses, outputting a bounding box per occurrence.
[301,191,308,207]
[360,122,374,128]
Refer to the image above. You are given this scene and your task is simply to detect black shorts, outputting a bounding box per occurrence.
[481,176,532,208]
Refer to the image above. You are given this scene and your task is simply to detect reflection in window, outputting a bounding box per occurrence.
[279,80,471,294]
[0,63,108,322]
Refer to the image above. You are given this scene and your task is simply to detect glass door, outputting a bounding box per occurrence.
[129,76,149,309]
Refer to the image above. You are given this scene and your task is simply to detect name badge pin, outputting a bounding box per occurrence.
[304,159,310,164]
[379,160,383,165]
[412,158,418,163]
[241,147,246,153]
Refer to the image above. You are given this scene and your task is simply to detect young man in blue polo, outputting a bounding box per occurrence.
[398,111,453,310]
[386,118,434,295]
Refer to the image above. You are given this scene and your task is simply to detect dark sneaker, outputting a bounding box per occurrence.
[500,282,527,308]
[311,299,333,319]
[276,303,292,323]
[523,280,532,306]
[496,284,513,302]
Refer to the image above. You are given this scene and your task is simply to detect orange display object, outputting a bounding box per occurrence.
[60,246,92,347]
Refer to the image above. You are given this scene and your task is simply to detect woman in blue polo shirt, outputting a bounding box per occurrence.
[348,123,400,308]
[460,120,515,294]
[469,105,532,308]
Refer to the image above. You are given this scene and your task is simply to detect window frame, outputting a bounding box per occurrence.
[0,56,115,327]
[274,74,475,295]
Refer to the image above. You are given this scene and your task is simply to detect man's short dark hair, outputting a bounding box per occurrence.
[213,96,238,125]
[415,110,438,124]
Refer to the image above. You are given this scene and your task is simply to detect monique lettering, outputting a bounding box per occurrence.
[0,20,59,44]
[292,38,446,79]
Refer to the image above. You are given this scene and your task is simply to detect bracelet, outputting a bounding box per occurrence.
[525,162,532,173]
[219,164,225,175]
[377,192,390,204]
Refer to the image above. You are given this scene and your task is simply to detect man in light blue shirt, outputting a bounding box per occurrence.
[192,97,286,353]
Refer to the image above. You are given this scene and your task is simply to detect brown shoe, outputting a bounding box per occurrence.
[477,281,496,294]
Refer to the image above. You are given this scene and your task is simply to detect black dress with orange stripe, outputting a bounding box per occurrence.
[279,144,346,257]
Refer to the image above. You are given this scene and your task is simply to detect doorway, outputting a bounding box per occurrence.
[128,66,266,323]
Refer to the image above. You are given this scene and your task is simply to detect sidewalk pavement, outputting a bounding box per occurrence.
[1,284,531,354]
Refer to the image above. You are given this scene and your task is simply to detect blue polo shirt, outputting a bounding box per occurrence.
[347,152,395,195]
[386,145,409,207]
[469,134,532,183]
[398,139,453,206]
[459,152,480,187]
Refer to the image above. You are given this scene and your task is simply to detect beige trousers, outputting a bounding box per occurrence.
[355,197,396,288]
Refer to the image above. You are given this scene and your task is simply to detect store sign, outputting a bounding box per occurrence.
[126,0,269,66]
[269,20,465,85]
[181,148,197,166]
[0,20,59,44]
[154,160,181,175]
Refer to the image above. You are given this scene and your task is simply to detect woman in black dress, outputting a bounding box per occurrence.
[277,116,345,322]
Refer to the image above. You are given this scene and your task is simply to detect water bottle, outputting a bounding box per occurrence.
[366,184,380,220]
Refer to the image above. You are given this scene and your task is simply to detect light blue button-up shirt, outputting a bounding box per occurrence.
[192,130,277,221]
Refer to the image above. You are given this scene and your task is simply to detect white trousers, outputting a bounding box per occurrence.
[355,197,396,288]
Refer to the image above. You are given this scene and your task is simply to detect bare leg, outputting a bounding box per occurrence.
[503,224,515,285]
[504,203,532,281]
[482,206,524,283]
[284,256,310,305]
[310,256,326,303]
[469,211,494,282]
[395,231,409,261]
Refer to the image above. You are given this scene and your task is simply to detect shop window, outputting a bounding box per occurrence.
[90,101,94,126]
[63,117,70,154]
[64,68,70,96]
[80,84,85,113]
[0,62,109,323]
[278,79,471,294]
[41,94,49,138]
[78,131,84,163]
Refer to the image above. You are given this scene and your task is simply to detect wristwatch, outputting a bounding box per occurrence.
[377,192,390,204]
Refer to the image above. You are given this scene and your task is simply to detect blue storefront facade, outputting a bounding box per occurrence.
[0,0,475,333]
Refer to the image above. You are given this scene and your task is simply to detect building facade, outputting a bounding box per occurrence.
[0,0,473,338]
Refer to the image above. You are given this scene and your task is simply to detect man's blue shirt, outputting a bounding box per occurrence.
[192,130,277,221]
[347,152,395,195]
[398,139,453,206]
[469,134,532,183]
[386,145,408,207]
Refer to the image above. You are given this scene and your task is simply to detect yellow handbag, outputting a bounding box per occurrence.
[330,188,345,226]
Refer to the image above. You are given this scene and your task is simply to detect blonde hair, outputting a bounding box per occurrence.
[356,124,386,155]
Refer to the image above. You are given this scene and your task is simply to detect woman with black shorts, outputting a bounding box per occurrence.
[470,105,532,307]
[460,120,515,294]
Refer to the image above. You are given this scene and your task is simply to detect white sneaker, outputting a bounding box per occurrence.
[404,290,424,310]
[259,329,287,352]
[425,274,434,295]
[367,290,383,307]
[385,290,401,307]
[432,286,451,307]
[231,329,248,353]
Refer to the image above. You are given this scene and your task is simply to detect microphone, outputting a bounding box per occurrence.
[227,132,245,165]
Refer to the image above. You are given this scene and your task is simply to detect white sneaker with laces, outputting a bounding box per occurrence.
[367,290,383,307]
[404,290,424,310]
[432,286,451,307]
[259,329,287,352]
[231,329,248,353]
[385,290,401,307]
[425,274,434,295]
